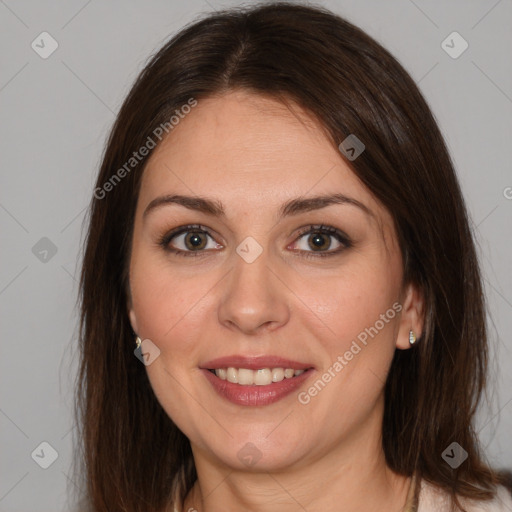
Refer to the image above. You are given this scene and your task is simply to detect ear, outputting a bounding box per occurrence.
[126,287,139,335]
[395,281,425,350]
[128,307,139,335]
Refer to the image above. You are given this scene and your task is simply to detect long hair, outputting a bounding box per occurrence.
[73,3,509,511]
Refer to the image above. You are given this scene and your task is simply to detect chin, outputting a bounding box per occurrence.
[201,430,311,472]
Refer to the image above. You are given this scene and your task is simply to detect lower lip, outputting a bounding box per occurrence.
[201,368,313,406]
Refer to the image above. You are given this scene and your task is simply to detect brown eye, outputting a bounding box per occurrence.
[168,229,217,253]
[290,225,352,259]
[182,231,208,251]
[307,232,332,251]
[159,224,223,257]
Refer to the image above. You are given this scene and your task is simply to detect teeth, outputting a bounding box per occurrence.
[284,368,295,379]
[216,368,227,380]
[253,368,271,385]
[214,367,306,386]
[226,367,238,383]
[238,368,254,385]
[272,368,284,382]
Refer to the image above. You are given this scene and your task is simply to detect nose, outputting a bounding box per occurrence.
[217,245,291,335]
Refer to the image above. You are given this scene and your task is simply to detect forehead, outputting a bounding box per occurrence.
[139,90,390,235]
[145,91,335,180]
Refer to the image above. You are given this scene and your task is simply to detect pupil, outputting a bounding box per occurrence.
[310,233,328,250]
[187,232,206,250]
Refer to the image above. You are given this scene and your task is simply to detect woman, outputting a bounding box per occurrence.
[74,2,512,511]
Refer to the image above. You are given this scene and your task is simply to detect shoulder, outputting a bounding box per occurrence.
[417,479,512,512]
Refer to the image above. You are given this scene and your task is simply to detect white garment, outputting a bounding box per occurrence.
[417,479,512,512]
[172,479,512,511]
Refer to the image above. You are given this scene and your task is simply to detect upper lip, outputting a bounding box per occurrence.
[201,355,314,371]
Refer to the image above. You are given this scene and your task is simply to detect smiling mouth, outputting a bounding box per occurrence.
[207,367,312,386]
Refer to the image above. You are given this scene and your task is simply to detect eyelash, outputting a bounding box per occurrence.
[157,224,352,259]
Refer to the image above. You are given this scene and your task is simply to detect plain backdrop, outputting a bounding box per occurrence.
[1,1,511,510]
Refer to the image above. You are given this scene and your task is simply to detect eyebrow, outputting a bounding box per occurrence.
[142,193,376,221]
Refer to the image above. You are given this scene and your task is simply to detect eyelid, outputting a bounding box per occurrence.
[158,223,352,257]
[289,224,352,258]
[158,224,221,255]
[294,224,351,244]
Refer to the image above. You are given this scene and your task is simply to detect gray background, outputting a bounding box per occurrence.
[1,0,511,510]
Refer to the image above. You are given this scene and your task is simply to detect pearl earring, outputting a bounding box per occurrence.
[409,330,416,345]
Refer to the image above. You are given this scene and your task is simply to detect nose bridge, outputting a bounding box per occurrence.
[217,239,290,333]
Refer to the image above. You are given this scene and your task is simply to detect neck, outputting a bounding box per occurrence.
[181,401,411,512]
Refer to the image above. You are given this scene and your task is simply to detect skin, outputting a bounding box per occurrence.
[127,90,424,512]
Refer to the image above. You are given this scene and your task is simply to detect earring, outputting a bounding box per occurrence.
[409,330,416,345]
[135,336,142,348]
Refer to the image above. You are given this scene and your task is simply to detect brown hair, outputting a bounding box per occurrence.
[73,2,510,511]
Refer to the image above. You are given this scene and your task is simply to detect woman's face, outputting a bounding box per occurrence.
[128,90,422,472]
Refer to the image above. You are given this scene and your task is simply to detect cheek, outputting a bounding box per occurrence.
[130,259,206,419]
[299,274,400,429]
[130,251,202,341]
[294,265,402,419]
[299,262,400,350]
[129,255,220,391]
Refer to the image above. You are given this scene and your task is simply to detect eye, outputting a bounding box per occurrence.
[289,225,352,258]
[158,223,352,259]
[159,224,222,257]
